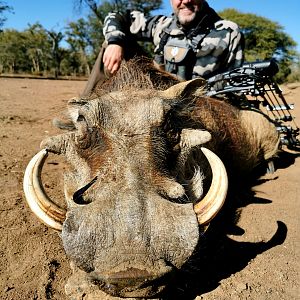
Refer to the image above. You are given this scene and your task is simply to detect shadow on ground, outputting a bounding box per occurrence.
[160,155,290,300]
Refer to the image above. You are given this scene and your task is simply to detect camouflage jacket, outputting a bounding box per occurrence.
[103,1,244,80]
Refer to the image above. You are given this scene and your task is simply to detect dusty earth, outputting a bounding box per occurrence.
[0,77,299,300]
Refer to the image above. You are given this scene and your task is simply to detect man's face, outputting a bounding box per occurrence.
[171,0,203,26]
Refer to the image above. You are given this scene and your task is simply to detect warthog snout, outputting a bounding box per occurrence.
[87,267,173,297]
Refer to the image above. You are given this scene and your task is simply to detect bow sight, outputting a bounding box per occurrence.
[205,59,300,150]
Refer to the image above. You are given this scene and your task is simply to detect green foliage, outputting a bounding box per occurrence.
[24,24,52,74]
[47,30,65,78]
[287,54,300,83]
[0,29,26,73]
[65,18,94,75]
[0,23,65,76]
[0,0,162,76]
[219,9,298,83]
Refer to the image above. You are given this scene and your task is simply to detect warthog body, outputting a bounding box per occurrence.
[24,59,280,299]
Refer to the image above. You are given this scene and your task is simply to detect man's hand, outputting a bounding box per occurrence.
[103,44,124,75]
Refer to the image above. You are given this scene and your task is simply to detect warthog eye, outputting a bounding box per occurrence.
[77,114,86,122]
[73,176,97,205]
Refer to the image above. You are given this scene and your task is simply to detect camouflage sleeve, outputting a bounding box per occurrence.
[194,20,244,78]
[223,20,245,70]
[103,10,172,47]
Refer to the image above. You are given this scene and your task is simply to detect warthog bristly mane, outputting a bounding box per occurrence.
[93,57,180,97]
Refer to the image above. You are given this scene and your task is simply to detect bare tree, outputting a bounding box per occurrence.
[47,30,64,78]
[0,0,13,29]
[73,0,162,19]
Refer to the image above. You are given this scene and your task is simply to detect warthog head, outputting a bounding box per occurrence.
[23,60,279,299]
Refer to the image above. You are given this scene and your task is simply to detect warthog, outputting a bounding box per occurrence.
[23,59,280,299]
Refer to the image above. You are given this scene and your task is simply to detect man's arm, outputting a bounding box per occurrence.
[102,10,171,74]
[102,44,124,75]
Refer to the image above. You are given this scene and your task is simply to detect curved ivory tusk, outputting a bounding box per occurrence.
[23,149,66,231]
[193,147,228,225]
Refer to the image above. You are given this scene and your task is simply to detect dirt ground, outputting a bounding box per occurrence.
[0,77,299,300]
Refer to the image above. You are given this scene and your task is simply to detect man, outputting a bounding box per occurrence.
[82,0,244,95]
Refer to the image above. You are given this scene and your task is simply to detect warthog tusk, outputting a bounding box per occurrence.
[194,147,228,225]
[23,149,66,231]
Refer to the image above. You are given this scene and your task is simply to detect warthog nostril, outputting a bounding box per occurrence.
[108,267,152,281]
[87,265,174,297]
[101,282,119,297]
[89,268,153,288]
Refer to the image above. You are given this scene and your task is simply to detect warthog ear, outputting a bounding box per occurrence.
[159,78,206,100]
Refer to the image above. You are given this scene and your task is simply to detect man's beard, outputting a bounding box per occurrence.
[175,5,200,26]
